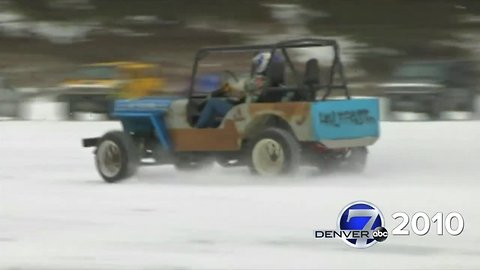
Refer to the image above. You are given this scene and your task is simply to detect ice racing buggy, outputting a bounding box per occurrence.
[82,38,380,182]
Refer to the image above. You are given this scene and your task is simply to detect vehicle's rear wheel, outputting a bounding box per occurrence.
[248,128,300,176]
[95,131,139,183]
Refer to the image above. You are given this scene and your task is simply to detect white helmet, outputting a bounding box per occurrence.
[252,52,272,74]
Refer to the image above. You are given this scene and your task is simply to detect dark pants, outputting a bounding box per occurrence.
[195,98,234,128]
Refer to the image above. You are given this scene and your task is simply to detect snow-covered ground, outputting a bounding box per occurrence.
[0,120,479,269]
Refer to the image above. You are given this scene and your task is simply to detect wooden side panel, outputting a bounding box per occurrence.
[169,120,240,152]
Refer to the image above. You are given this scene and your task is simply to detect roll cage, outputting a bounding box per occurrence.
[188,38,350,101]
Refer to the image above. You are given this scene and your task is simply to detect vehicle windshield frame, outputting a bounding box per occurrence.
[188,38,350,100]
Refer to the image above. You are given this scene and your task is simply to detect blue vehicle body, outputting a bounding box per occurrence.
[113,97,179,151]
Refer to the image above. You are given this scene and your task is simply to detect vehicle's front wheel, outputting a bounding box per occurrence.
[95,131,139,183]
[248,128,300,176]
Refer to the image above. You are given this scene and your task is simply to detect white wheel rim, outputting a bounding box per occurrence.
[252,138,285,175]
[97,140,122,178]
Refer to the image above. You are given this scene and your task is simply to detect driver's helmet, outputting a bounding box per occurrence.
[252,52,271,74]
[252,51,282,75]
[252,52,283,74]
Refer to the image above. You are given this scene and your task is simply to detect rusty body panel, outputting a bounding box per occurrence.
[243,103,313,141]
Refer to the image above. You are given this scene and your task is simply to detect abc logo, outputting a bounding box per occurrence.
[372,226,388,242]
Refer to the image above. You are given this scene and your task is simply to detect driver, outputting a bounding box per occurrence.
[195,52,276,128]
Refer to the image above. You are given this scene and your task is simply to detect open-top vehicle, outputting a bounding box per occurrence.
[82,38,380,182]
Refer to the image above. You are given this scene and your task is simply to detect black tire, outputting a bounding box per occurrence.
[248,127,300,176]
[95,131,139,183]
[343,147,368,173]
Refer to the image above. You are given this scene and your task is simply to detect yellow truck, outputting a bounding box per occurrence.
[58,62,165,119]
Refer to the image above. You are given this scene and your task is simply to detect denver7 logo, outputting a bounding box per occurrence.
[338,202,384,248]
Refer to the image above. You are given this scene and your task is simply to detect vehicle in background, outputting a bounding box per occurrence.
[57,62,166,119]
[382,60,477,119]
[0,76,21,118]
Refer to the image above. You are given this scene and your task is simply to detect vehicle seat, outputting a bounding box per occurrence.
[257,61,287,102]
[304,58,320,100]
[266,61,285,87]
